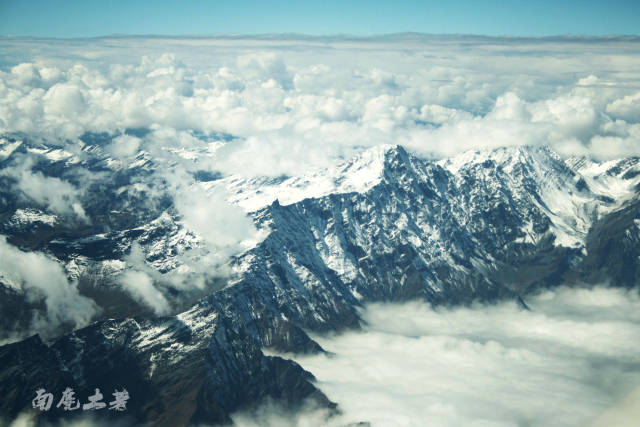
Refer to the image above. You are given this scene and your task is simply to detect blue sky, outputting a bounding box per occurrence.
[0,0,639,38]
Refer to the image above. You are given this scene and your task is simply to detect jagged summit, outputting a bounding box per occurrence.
[439,145,561,174]
[219,144,564,213]
[219,144,396,211]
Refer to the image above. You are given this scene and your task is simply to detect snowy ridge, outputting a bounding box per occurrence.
[441,146,605,248]
[211,145,391,212]
[0,138,23,161]
[7,208,58,227]
[223,143,637,325]
[566,155,640,206]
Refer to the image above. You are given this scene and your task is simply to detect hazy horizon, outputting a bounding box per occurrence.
[2,1,639,39]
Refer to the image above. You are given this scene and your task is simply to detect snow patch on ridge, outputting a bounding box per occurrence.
[441,146,603,248]
[8,208,58,227]
[568,156,640,206]
[211,145,392,212]
[0,138,23,160]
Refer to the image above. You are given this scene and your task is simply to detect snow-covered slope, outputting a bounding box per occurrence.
[441,146,605,248]
[566,155,640,206]
[213,144,390,212]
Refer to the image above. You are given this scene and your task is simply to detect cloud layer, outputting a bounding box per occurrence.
[276,286,640,427]
[1,35,640,180]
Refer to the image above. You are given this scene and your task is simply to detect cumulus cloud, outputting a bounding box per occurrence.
[118,269,170,316]
[176,184,261,250]
[134,142,265,265]
[2,35,640,178]
[0,236,98,338]
[105,134,142,158]
[115,243,170,315]
[1,157,89,221]
[236,52,293,90]
[43,83,87,116]
[606,92,640,123]
[163,168,267,281]
[273,286,640,427]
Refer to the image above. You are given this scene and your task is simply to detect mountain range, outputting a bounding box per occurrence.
[1,134,639,426]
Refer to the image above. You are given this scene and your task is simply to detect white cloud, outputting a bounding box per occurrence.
[43,83,87,116]
[1,158,89,222]
[118,269,170,316]
[0,236,98,337]
[107,134,142,158]
[1,35,640,176]
[275,286,640,427]
[169,172,266,267]
[8,410,138,427]
[606,92,640,123]
[114,242,171,315]
[10,63,41,87]
[230,399,335,427]
[237,52,293,90]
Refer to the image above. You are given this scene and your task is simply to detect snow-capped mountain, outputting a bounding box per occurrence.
[2,137,640,425]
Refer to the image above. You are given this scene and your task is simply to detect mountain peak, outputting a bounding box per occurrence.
[438,145,561,175]
[221,144,394,211]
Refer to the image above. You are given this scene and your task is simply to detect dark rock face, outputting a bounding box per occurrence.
[2,142,640,425]
[573,198,640,287]
[0,310,334,426]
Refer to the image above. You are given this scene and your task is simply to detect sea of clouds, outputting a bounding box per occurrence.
[246,285,640,427]
[9,286,640,427]
[2,34,640,176]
